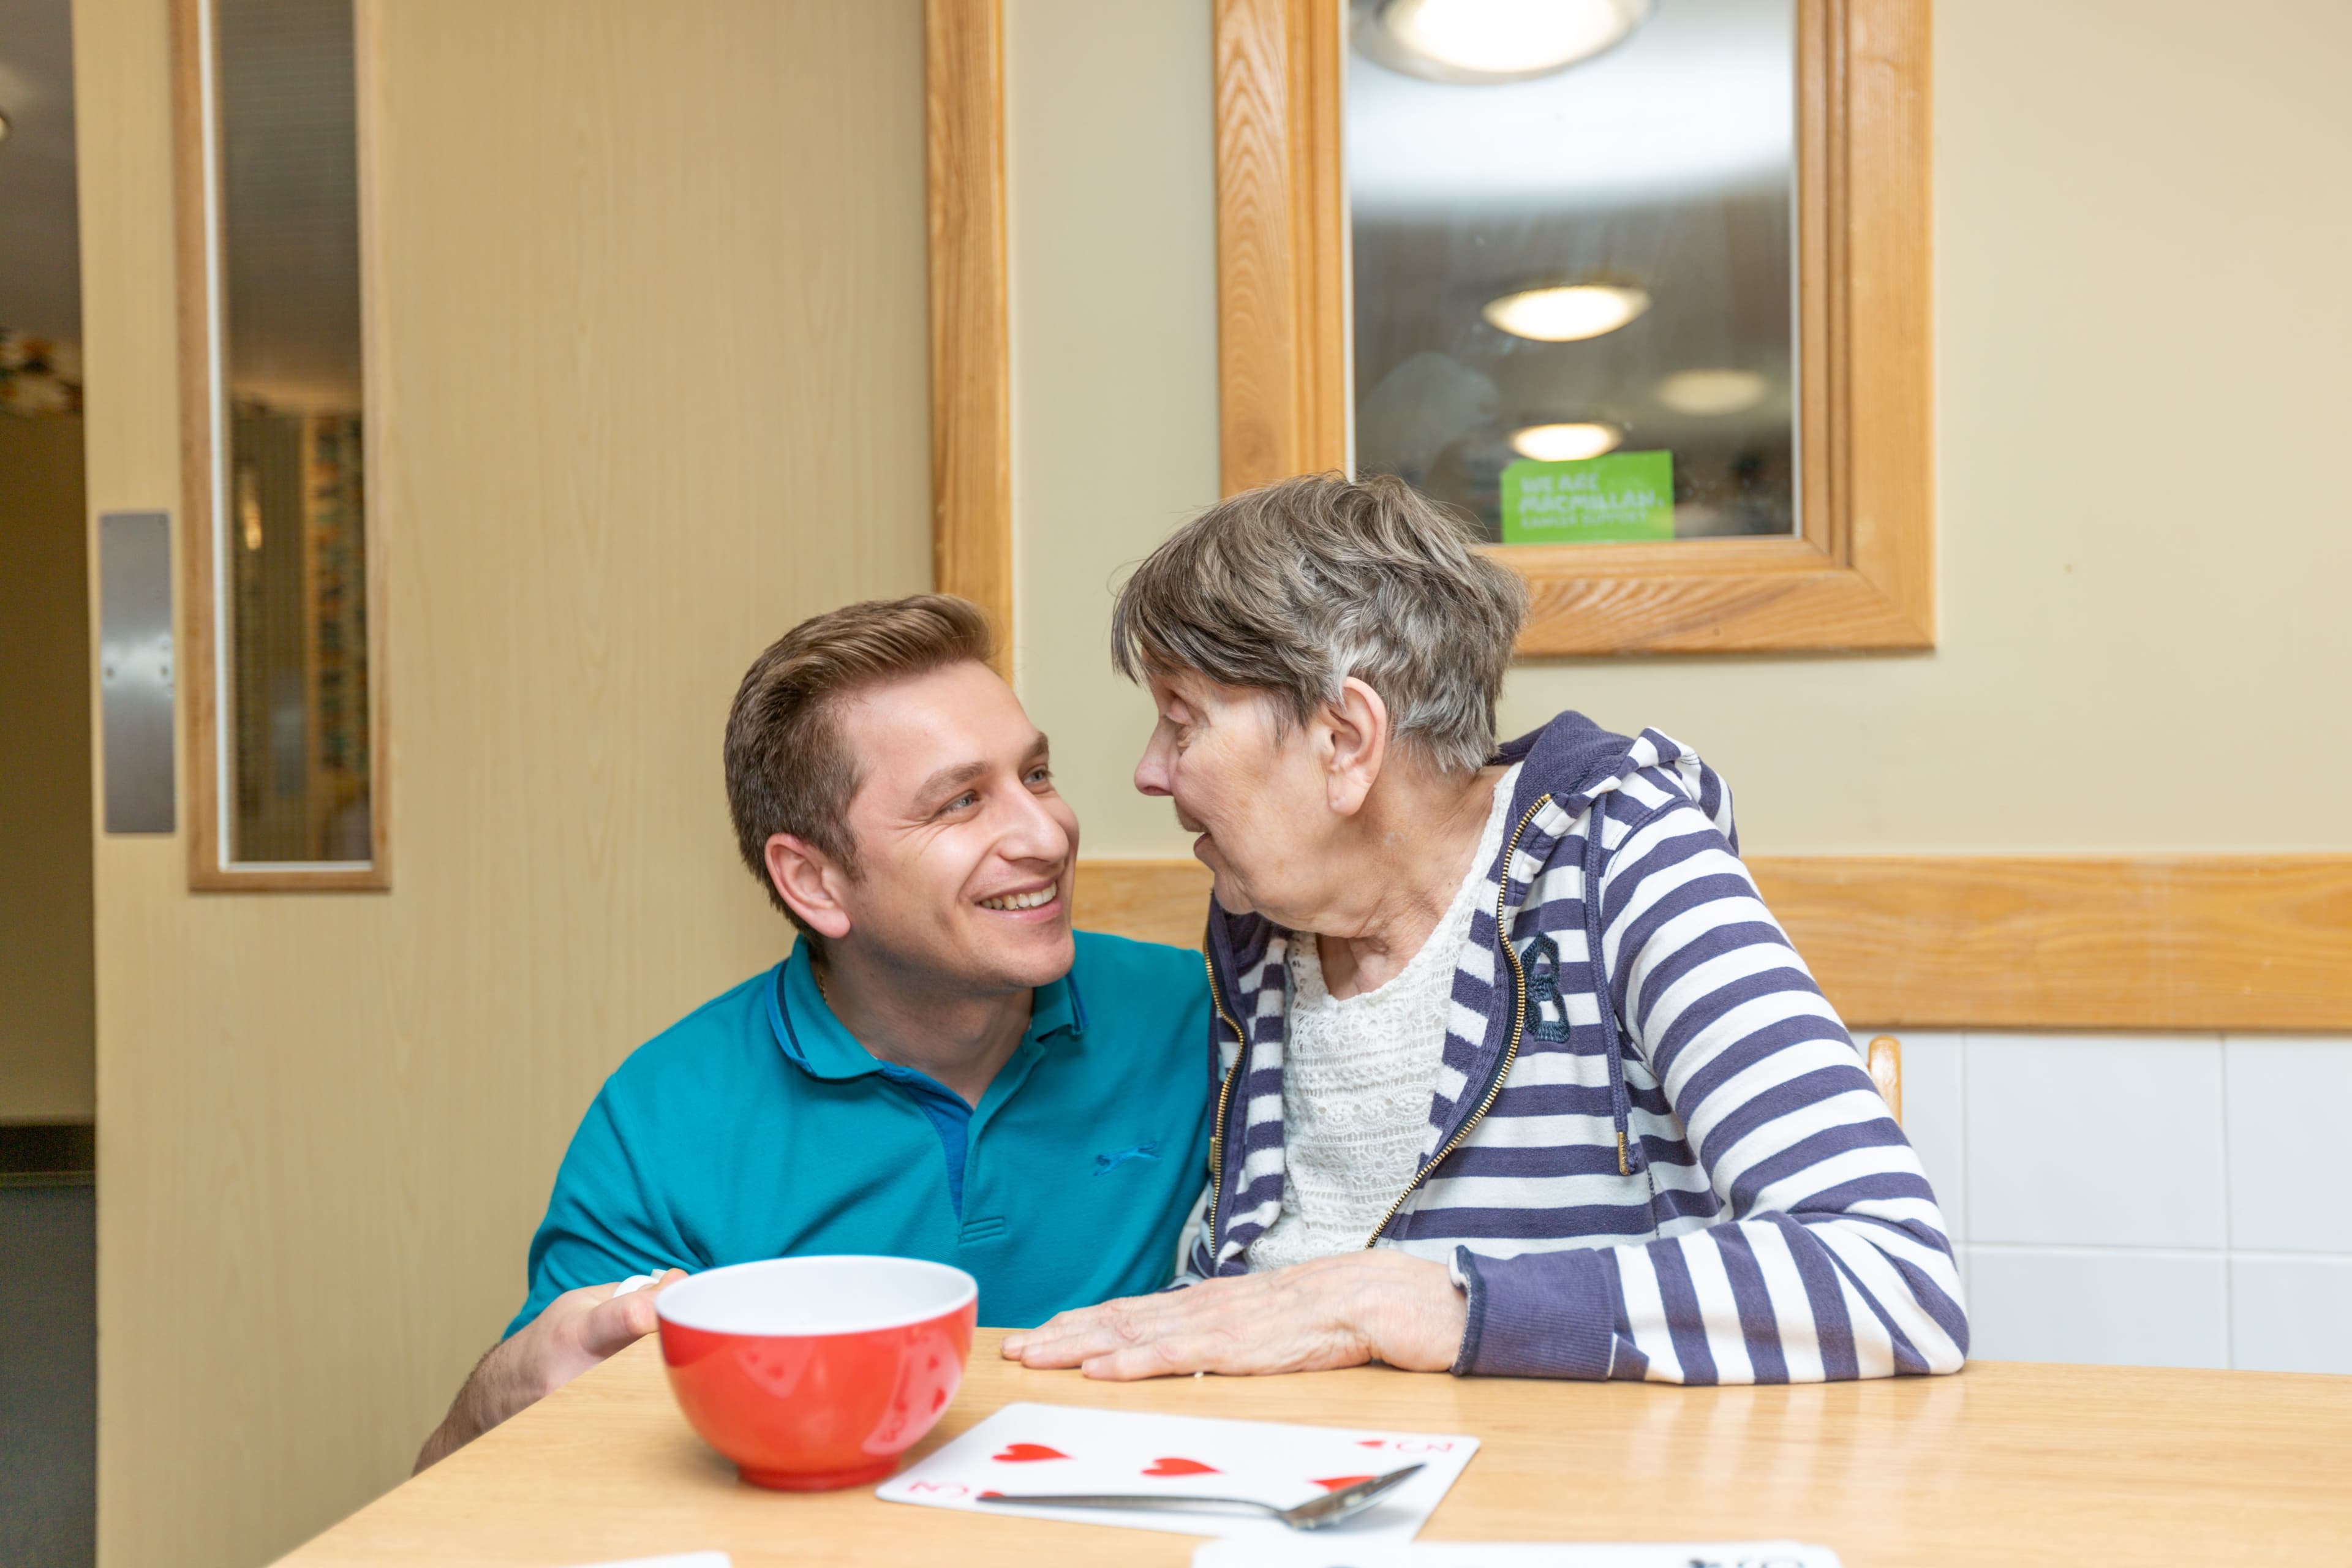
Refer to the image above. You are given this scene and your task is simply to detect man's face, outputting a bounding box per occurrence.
[827,660,1079,996]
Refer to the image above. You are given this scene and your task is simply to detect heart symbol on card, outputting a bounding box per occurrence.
[992,1443,1069,1463]
[1311,1474,1376,1491]
[1142,1456,1220,1477]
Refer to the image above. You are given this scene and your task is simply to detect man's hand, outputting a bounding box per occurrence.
[413,1270,685,1472]
[999,1252,1466,1380]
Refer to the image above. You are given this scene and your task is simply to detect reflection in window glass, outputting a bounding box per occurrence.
[211,0,371,862]
[1347,0,1796,543]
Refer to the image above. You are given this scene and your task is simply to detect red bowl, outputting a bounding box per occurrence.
[655,1256,978,1491]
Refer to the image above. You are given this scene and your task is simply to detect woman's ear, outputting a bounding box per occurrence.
[764,833,854,940]
[1319,676,1390,818]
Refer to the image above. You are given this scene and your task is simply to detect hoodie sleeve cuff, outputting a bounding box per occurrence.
[1449,1245,1619,1380]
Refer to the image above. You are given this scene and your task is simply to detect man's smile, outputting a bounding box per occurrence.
[976,876,1065,916]
[978,886,1057,911]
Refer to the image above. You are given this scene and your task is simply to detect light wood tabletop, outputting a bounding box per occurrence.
[279,1329,2352,1567]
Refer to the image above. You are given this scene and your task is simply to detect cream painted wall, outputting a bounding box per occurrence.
[0,412,96,1121]
[1009,0,2352,859]
[1005,0,1221,855]
[76,1,929,1564]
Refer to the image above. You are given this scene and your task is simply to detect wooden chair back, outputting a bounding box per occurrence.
[1865,1034,1903,1123]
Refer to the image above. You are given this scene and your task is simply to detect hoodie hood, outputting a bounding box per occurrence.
[1493,709,1736,856]
[1204,708,1735,1001]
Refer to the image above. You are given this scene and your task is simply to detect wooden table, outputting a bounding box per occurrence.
[280,1329,2352,1566]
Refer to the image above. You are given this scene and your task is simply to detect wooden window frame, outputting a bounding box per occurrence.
[1215,0,1933,654]
[172,0,391,891]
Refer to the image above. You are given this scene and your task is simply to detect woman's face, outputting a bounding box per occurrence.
[1133,669,1336,924]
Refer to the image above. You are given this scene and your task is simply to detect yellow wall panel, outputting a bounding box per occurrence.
[76,1,930,1562]
[1003,0,1222,840]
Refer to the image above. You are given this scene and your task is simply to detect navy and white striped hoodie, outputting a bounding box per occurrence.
[1182,710,1968,1383]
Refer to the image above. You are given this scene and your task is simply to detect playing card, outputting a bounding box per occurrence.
[877,1401,1479,1540]
[1193,1545,1841,1568]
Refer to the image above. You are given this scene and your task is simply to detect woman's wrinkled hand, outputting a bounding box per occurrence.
[999,1251,1467,1380]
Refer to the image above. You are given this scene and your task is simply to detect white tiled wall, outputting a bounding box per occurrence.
[1863,1031,2352,1375]
[2223,1041,2352,1253]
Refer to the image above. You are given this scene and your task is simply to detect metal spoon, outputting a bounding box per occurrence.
[972,1462,1425,1531]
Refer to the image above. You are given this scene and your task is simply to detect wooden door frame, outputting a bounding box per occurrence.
[172,0,391,891]
[925,0,1014,679]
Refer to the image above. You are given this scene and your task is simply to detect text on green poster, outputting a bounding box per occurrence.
[1499,450,1675,544]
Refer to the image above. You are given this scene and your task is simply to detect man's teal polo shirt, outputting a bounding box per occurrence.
[506,931,1212,1335]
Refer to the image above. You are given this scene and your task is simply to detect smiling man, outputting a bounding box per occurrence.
[415,595,1212,1468]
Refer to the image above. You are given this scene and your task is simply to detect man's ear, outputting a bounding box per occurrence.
[1318,676,1390,819]
[764,833,853,940]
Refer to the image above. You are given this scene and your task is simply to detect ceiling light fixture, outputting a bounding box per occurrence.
[1366,0,1654,84]
[1510,421,1624,462]
[1482,282,1650,343]
[1656,368,1770,417]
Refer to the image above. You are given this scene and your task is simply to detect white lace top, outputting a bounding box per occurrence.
[1245,765,1519,1273]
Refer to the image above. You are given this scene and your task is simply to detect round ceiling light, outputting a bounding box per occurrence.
[1368,0,1654,84]
[1510,421,1624,462]
[1482,282,1650,343]
[1656,368,1770,416]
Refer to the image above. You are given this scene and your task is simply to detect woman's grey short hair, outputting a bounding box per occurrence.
[1111,473,1527,775]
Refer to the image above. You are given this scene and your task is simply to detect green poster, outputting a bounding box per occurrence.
[1499,450,1675,544]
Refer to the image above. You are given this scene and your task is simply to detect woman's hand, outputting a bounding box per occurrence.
[1000,1251,1468,1379]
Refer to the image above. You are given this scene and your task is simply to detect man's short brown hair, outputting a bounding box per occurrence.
[725,594,994,932]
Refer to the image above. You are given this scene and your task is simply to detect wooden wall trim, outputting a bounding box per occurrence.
[172,0,390,892]
[1072,859,1217,953]
[925,0,1014,677]
[1751,856,2352,1031]
[1212,0,1934,656]
[1074,856,2352,1031]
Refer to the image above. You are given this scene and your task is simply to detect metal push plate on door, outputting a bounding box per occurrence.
[99,510,175,834]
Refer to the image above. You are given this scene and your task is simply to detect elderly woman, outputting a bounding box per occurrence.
[1003,473,1966,1385]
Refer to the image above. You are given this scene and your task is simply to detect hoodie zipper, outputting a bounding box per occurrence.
[1202,947,1247,1265]
[1362,791,1553,1248]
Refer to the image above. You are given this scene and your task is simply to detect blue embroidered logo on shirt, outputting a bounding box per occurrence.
[1526,933,1572,1043]
[1093,1142,1162,1175]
